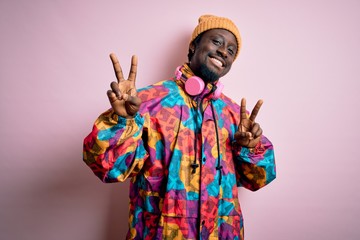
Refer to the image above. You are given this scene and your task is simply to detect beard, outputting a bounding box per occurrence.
[197,63,220,83]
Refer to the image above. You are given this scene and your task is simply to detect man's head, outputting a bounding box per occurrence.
[188,15,241,83]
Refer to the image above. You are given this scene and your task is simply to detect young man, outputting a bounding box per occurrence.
[83,15,276,240]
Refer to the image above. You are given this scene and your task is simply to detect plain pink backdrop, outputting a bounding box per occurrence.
[1,0,359,239]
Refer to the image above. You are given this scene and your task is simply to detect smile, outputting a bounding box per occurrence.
[209,57,224,68]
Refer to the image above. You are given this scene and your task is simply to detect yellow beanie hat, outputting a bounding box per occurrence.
[190,14,242,60]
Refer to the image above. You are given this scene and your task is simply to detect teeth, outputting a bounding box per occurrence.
[210,57,223,67]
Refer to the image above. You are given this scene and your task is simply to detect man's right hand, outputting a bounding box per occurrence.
[107,53,142,118]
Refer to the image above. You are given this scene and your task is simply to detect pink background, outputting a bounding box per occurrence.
[1,0,359,239]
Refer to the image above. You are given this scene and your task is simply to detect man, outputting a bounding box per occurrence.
[83,15,276,240]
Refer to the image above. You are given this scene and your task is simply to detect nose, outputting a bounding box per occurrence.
[217,46,227,58]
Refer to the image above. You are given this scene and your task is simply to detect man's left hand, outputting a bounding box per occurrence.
[234,98,263,148]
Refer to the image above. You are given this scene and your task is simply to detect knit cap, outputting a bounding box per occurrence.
[190,14,241,60]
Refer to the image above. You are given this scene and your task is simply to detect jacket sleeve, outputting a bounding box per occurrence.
[233,135,276,191]
[83,109,148,183]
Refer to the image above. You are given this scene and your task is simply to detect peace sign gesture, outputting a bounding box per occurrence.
[234,98,264,148]
[107,53,142,118]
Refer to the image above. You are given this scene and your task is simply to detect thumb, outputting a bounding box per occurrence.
[125,96,142,116]
[127,95,141,106]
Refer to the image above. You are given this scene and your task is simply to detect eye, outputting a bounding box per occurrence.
[212,39,221,46]
[228,48,235,56]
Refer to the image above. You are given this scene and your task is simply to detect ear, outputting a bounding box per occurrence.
[189,42,195,53]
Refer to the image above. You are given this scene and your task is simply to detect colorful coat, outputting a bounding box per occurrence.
[83,64,276,240]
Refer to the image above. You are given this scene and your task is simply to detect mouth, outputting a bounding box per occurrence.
[209,56,225,68]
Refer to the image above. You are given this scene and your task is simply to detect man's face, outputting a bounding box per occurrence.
[189,29,237,83]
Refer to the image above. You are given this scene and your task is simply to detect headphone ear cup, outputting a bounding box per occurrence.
[175,66,223,98]
[176,66,205,96]
[185,76,205,96]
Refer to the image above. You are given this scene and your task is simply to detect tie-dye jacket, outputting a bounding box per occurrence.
[83,64,276,240]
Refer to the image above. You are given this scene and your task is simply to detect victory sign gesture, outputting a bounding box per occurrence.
[234,98,264,148]
[107,53,141,118]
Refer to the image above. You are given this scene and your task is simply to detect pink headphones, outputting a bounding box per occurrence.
[175,66,223,99]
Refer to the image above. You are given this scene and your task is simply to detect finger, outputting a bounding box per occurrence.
[128,55,138,81]
[251,123,259,136]
[249,99,263,122]
[128,88,137,97]
[110,53,125,83]
[122,93,129,101]
[107,90,118,103]
[235,131,252,140]
[251,123,263,138]
[239,98,247,128]
[254,128,263,138]
[110,81,121,97]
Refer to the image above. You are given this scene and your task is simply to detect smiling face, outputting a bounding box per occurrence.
[189,29,238,83]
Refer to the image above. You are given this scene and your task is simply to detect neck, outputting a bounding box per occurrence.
[191,64,219,83]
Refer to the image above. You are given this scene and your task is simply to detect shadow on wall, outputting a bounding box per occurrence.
[104,182,130,239]
[1,136,130,240]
